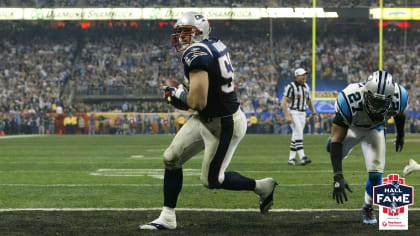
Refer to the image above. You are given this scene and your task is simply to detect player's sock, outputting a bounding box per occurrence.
[297,149,305,159]
[364,192,373,206]
[364,172,382,205]
[295,140,304,159]
[160,206,176,219]
[157,206,176,223]
[164,168,183,208]
[289,141,297,160]
[140,206,177,230]
[220,171,256,191]
[254,178,276,196]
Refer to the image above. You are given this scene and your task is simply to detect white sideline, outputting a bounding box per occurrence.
[0,208,420,212]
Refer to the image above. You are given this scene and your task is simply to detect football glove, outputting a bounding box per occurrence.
[332,174,352,204]
[395,135,404,152]
[162,85,189,110]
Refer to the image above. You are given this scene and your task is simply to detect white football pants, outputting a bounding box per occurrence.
[163,108,247,188]
[342,127,386,173]
[290,110,306,141]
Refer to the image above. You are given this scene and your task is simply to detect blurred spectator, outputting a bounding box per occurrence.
[78,116,85,134]
[89,114,96,135]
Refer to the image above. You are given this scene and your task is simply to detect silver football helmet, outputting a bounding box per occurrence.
[364,70,394,121]
[171,12,211,52]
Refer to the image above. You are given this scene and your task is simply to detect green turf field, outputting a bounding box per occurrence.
[0,134,419,234]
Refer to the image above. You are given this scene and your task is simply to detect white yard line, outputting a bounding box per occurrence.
[1,183,420,187]
[0,135,45,139]
[0,208,419,212]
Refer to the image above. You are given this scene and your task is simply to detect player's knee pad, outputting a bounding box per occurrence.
[163,144,183,168]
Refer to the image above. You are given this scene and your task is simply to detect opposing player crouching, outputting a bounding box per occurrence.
[327,70,407,224]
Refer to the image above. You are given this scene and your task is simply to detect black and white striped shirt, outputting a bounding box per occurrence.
[283,81,312,112]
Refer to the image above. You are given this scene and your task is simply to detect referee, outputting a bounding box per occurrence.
[282,68,317,166]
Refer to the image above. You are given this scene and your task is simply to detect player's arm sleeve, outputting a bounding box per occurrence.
[394,112,405,137]
[182,45,212,72]
[333,92,351,127]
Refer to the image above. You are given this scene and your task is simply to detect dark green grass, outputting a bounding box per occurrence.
[0,210,419,235]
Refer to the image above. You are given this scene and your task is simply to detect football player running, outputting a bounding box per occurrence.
[326,70,407,224]
[139,12,277,230]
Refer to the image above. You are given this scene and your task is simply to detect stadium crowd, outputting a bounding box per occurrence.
[3,0,418,7]
[0,36,74,114]
[0,22,419,135]
[71,29,419,113]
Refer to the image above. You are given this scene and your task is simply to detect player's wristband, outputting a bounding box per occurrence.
[178,91,187,105]
[174,86,188,105]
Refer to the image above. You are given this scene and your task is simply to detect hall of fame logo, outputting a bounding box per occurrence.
[373,174,414,230]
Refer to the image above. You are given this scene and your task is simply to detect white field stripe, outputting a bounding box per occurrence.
[0,208,420,212]
[128,155,162,160]
[129,155,144,158]
[2,183,420,187]
[0,135,45,139]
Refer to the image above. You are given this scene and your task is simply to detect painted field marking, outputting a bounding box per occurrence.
[129,155,144,158]
[0,208,420,212]
[0,135,45,139]
[128,154,202,160]
[2,183,420,187]
[89,169,201,179]
[128,155,162,160]
[89,168,404,178]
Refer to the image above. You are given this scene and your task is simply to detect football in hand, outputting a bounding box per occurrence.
[163,79,189,111]
[165,79,180,87]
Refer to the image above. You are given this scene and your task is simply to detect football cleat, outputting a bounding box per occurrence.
[300,156,312,165]
[362,205,377,224]
[288,159,298,166]
[257,178,278,214]
[402,159,420,177]
[139,222,174,230]
[139,211,177,230]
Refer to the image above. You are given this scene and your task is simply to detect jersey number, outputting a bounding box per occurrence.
[218,53,235,93]
[348,92,363,113]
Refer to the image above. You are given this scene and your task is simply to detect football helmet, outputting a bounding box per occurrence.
[171,12,211,52]
[363,70,394,122]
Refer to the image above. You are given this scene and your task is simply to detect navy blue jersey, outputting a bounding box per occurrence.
[182,37,239,118]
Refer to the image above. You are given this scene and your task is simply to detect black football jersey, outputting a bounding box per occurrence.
[182,37,239,118]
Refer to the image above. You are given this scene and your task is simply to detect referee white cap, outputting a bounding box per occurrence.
[294,68,307,76]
